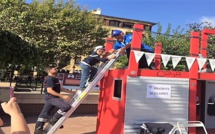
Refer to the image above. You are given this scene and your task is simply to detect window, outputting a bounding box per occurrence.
[103,19,109,26]
[119,22,123,27]
[113,79,122,100]
[109,20,120,27]
[122,22,134,29]
[126,31,132,35]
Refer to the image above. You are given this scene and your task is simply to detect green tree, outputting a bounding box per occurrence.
[144,23,190,56]
[0,28,39,69]
[187,21,215,71]
[187,21,215,59]
[0,0,108,68]
[143,23,190,70]
[115,23,190,70]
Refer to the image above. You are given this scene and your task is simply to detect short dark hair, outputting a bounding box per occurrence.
[44,65,57,73]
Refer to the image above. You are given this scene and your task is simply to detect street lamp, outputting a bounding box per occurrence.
[73,65,75,73]
[8,64,21,86]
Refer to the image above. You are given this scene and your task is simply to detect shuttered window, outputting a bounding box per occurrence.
[113,79,122,100]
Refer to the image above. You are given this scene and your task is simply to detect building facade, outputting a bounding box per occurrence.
[69,9,156,73]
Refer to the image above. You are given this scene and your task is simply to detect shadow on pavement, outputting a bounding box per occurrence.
[83,131,96,134]
[14,89,32,92]
[0,129,4,134]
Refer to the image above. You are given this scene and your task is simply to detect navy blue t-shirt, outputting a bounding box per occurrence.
[44,75,61,97]
[83,51,108,66]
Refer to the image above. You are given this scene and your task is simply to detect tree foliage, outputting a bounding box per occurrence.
[116,23,190,70]
[144,23,190,56]
[0,28,41,69]
[0,0,108,69]
[1,0,215,72]
[187,21,215,32]
[142,23,190,70]
[187,21,215,59]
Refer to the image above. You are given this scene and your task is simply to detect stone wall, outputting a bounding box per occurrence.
[0,84,99,115]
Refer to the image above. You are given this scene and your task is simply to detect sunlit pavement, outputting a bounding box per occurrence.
[0,114,97,134]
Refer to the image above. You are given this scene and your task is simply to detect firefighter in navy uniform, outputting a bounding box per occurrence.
[34,66,73,134]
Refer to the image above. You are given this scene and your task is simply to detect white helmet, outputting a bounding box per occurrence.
[94,45,105,52]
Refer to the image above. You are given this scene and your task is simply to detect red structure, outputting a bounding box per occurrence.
[96,24,215,134]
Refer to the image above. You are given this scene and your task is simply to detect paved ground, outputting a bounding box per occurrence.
[1,83,215,134]
[1,116,215,134]
[0,114,97,134]
[0,82,98,134]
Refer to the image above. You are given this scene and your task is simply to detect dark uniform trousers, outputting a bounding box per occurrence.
[35,94,71,129]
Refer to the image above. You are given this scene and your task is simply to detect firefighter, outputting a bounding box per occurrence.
[108,30,155,69]
[34,66,73,134]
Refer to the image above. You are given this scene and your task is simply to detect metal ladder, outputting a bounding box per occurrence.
[177,121,208,134]
[44,52,121,134]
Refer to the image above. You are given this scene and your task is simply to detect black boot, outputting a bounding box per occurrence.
[49,117,64,129]
[34,127,46,134]
[49,117,58,126]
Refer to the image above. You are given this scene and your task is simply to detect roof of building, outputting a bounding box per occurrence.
[98,14,157,26]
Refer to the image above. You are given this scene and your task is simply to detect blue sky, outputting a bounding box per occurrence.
[26,0,215,33]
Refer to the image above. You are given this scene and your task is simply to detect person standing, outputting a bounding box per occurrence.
[34,66,73,134]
